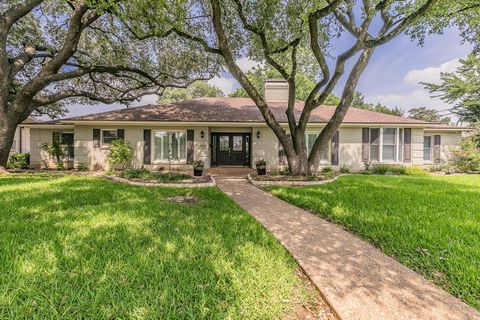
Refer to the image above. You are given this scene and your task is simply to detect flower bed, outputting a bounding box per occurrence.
[107,169,215,188]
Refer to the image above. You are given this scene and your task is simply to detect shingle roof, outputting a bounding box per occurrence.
[62,97,463,128]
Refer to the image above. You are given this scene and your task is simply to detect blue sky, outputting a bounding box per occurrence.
[64,26,472,118]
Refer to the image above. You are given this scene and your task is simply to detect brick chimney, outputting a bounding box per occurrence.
[264,79,289,102]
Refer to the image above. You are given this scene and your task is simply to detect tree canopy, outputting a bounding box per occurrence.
[408,107,451,123]
[229,66,341,105]
[351,92,405,116]
[0,0,221,168]
[423,54,480,124]
[161,0,480,175]
[158,80,224,103]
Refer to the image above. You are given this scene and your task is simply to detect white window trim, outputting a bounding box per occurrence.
[423,135,433,164]
[101,129,118,147]
[151,130,188,164]
[369,127,405,164]
[305,131,331,164]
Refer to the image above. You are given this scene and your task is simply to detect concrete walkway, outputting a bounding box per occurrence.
[216,176,480,320]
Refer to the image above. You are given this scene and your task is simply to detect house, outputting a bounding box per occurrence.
[10,117,36,155]
[25,80,464,171]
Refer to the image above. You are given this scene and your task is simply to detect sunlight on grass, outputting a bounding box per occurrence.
[268,175,480,310]
[0,174,312,319]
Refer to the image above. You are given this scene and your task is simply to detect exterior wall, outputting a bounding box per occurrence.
[28,124,464,171]
[411,128,424,165]
[10,127,30,155]
[338,128,363,171]
[251,127,278,170]
[30,128,54,168]
[75,125,209,171]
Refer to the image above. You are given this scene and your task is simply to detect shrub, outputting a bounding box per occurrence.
[363,161,373,172]
[192,160,204,169]
[339,165,350,174]
[120,169,190,182]
[107,139,133,170]
[371,164,407,175]
[6,153,30,169]
[405,166,430,176]
[56,161,64,171]
[76,162,89,171]
[450,139,480,172]
[320,166,336,178]
[255,159,266,167]
[41,141,65,162]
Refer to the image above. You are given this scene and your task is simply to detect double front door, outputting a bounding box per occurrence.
[211,133,250,166]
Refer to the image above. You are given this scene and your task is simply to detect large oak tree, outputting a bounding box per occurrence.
[0,0,220,170]
[169,0,479,175]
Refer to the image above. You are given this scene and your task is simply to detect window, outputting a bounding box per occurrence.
[102,129,118,145]
[382,128,397,161]
[424,136,432,161]
[398,128,404,162]
[153,131,186,161]
[305,133,329,161]
[369,128,380,161]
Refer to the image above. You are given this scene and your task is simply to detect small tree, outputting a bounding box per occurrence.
[449,138,480,172]
[107,140,133,170]
[41,141,65,163]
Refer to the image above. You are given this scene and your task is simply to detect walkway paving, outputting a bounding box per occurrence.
[216,176,480,320]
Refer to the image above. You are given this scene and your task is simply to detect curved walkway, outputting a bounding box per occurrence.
[216,175,480,320]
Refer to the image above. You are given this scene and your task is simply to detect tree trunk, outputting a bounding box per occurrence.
[0,112,19,172]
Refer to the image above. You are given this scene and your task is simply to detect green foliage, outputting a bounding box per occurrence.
[370,164,407,175]
[76,162,89,171]
[120,168,191,182]
[6,153,30,169]
[405,166,430,176]
[423,54,480,124]
[319,166,336,178]
[255,159,267,167]
[228,66,340,104]
[352,92,405,116]
[56,161,64,171]
[449,138,480,172]
[0,174,313,318]
[339,165,351,174]
[267,175,480,310]
[41,141,65,163]
[107,139,133,170]
[158,81,224,103]
[408,107,451,124]
[192,160,205,169]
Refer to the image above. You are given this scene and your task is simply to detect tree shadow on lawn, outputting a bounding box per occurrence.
[0,176,304,319]
[268,175,480,310]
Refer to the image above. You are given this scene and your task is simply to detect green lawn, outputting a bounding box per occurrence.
[267,175,480,310]
[0,174,313,319]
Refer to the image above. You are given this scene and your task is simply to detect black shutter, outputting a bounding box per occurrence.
[434,135,441,162]
[93,129,101,148]
[404,128,411,163]
[362,128,370,162]
[143,129,151,165]
[331,131,339,165]
[117,129,125,140]
[187,129,194,164]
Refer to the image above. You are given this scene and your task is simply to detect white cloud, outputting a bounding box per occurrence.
[404,57,461,85]
[236,57,261,72]
[208,76,238,94]
[372,89,449,110]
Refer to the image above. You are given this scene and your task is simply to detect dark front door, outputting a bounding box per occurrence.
[212,133,250,166]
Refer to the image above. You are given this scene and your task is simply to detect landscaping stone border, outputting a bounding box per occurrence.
[103,175,216,188]
[247,173,340,186]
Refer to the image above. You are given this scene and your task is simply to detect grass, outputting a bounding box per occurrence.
[0,174,313,319]
[267,174,480,310]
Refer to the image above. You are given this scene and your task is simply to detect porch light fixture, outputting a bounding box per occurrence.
[256,130,261,139]
[200,130,205,138]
